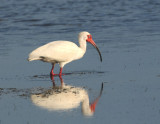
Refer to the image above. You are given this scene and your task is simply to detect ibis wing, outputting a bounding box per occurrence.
[28,41,81,63]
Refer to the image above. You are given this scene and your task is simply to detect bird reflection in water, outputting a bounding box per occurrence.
[31,76,103,116]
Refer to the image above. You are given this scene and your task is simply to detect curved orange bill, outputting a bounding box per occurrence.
[86,35,102,62]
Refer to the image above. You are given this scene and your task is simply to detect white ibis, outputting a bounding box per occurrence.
[31,81,103,116]
[28,31,102,76]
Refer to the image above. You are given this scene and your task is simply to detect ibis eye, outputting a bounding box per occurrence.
[88,35,91,39]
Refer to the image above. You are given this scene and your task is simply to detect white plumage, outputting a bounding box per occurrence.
[28,31,102,76]
[28,41,85,67]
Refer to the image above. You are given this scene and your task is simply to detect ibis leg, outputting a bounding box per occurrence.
[59,74,64,86]
[59,68,63,77]
[50,64,64,77]
[50,64,55,76]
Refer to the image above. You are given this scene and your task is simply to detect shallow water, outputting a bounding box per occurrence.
[1,0,160,124]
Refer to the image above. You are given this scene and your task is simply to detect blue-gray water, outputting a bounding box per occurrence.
[1,0,160,124]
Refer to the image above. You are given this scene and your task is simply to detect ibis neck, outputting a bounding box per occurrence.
[79,39,87,52]
[81,96,93,116]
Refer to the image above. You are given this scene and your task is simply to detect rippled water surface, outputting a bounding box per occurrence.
[1,0,160,124]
